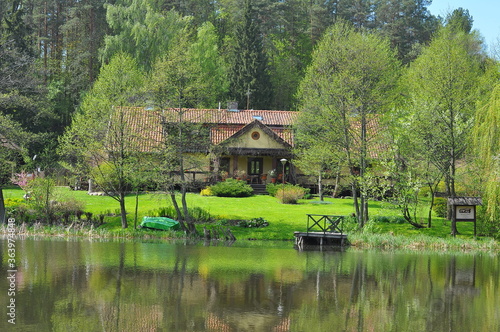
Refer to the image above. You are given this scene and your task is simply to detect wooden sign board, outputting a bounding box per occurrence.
[455,205,475,221]
[447,197,482,237]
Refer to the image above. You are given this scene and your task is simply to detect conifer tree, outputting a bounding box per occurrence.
[228,0,272,110]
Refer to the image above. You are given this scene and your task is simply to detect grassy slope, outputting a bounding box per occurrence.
[2,186,484,243]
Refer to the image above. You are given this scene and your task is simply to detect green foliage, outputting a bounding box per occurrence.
[446,8,473,33]
[265,183,280,197]
[188,22,229,108]
[432,197,448,219]
[296,20,400,225]
[209,179,253,197]
[266,183,310,200]
[1,0,446,181]
[0,114,29,185]
[237,217,269,228]
[148,206,214,223]
[59,53,147,229]
[7,193,86,225]
[275,185,307,204]
[90,163,118,192]
[375,0,439,64]
[4,198,24,207]
[200,187,214,196]
[102,2,188,71]
[371,215,406,224]
[145,21,228,109]
[227,0,272,109]
[4,186,496,244]
[405,25,482,198]
[418,186,431,198]
[472,84,500,236]
[25,177,56,211]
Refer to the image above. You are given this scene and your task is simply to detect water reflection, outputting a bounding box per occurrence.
[0,238,499,331]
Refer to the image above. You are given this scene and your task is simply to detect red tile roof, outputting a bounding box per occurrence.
[157,107,298,126]
[115,107,297,151]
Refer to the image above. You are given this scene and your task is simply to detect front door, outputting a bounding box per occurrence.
[248,157,263,184]
[247,158,263,175]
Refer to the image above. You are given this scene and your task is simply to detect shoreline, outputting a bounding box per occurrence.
[1,223,499,252]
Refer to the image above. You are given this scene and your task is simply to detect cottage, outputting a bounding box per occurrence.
[116,106,299,189]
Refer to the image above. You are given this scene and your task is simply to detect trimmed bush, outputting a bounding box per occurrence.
[209,179,253,197]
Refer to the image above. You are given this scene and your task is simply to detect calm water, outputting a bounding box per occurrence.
[0,237,499,332]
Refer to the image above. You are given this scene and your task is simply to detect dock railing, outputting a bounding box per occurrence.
[306,214,344,235]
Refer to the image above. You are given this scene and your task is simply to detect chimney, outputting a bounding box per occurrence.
[227,101,239,112]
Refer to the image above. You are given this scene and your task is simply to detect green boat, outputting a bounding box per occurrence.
[140,217,180,231]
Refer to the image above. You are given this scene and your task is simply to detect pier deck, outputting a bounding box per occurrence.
[294,214,349,249]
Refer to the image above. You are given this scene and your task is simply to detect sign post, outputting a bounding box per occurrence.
[447,197,482,237]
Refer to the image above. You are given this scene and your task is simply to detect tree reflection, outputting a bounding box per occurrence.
[1,239,499,332]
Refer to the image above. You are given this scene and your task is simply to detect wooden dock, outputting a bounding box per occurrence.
[294,231,348,247]
[294,214,349,250]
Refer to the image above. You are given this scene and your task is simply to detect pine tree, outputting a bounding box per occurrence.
[228,0,272,110]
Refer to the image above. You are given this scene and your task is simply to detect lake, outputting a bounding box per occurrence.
[1,237,499,331]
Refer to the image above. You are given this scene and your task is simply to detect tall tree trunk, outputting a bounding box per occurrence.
[134,190,139,229]
[359,112,368,227]
[427,183,435,228]
[119,192,128,228]
[318,171,323,201]
[181,187,196,235]
[332,166,341,198]
[89,6,95,83]
[170,192,188,233]
[352,180,360,225]
[0,187,5,224]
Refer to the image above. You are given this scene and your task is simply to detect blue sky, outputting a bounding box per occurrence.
[428,0,500,51]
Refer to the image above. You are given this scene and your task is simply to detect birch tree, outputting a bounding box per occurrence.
[405,26,482,235]
[296,21,399,227]
[146,29,213,235]
[59,53,145,229]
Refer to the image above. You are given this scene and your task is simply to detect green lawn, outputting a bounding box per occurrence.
[2,186,487,243]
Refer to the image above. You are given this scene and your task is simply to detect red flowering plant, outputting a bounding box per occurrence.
[11,170,34,192]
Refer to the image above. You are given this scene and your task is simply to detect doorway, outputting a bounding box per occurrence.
[247,158,263,183]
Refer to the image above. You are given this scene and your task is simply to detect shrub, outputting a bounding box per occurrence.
[25,177,56,211]
[275,186,307,204]
[6,195,87,225]
[148,206,214,223]
[52,198,86,224]
[200,187,214,196]
[209,179,253,197]
[372,215,406,224]
[189,206,214,223]
[5,198,28,220]
[148,206,177,218]
[418,186,431,198]
[432,197,448,218]
[266,183,280,196]
[4,198,25,208]
[237,217,269,228]
[266,183,310,197]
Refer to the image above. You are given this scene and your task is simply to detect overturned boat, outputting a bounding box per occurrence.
[140,217,181,231]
